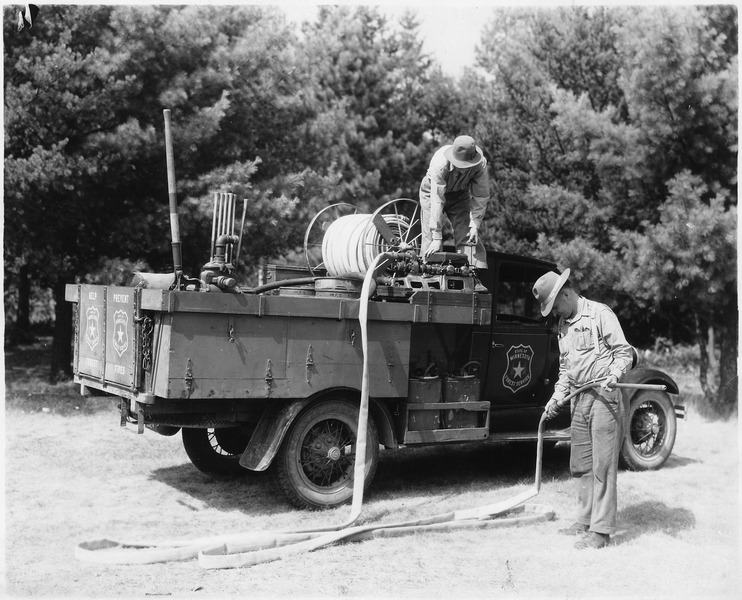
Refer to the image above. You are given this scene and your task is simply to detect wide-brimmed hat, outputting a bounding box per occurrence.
[532,269,571,316]
[444,135,484,168]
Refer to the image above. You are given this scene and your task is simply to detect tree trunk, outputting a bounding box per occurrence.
[17,263,31,334]
[695,314,714,400]
[50,279,73,382]
[706,325,718,376]
[716,307,738,408]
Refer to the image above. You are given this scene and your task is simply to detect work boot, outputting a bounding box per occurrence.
[575,532,610,549]
[558,522,589,536]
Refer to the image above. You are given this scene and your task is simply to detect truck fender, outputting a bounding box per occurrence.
[620,367,681,416]
[620,367,679,396]
[239,399,312,471]
[369,398,398,450]
[239,392,398,472]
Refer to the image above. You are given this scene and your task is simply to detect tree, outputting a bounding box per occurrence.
[3,5,312,376]
[292,6,438,207]
[471,6,737,405]
[615,172,737,406]
[5,5,140,375]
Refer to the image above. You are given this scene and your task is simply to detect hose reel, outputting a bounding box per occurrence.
[304,199,422,278]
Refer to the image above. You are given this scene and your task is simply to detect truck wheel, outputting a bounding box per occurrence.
[182,426,254,479]
[275,400,379,510]
[620,391,677,470]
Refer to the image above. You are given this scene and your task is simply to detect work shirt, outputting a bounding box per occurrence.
[420,145,489,240]
[552,297,633,405]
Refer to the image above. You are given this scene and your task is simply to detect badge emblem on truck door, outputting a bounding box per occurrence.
[112,310,129,357]
[503,344,533,392]
[85,306,100,351]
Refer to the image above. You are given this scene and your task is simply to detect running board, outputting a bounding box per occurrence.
[484,428,571,444]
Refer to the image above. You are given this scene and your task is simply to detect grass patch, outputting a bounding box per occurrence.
[3,337,114,415]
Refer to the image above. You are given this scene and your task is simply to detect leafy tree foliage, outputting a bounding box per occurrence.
[3,5,737,407]
[290,6,438,208]
[4,5,312,375]
[472,5,737,405]
[614,172,736,404]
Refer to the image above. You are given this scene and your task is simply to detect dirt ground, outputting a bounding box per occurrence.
[3,394,739,599]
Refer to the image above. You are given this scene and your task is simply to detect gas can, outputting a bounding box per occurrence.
[407,377,442,431]
[442,375,480,429]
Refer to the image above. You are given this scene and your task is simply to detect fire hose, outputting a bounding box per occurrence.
[75,231,666,568]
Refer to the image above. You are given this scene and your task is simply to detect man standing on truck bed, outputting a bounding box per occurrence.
[533,268,633,549]
[419,135,490,269]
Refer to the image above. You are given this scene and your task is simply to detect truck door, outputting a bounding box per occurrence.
[474,255,559,408]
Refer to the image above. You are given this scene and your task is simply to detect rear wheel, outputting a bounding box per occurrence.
[620,391,677,470]
[275,399,379,509]
[182,425,255,479]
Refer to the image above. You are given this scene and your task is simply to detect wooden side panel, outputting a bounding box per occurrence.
[159,312,411,400]
[165,313,289,399]
[103,287,137,388]
[77,285,105,380]
[283,319,411,398]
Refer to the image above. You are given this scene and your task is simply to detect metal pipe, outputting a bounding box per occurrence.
[235,198,248,270]
[210,193,218,262]
[163,109,182,276]
[247,277,317,294]
[219,192,227,239]
[227,193,235,264]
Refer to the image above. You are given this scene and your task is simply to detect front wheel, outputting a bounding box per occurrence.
[274,399,379,509]
[182,425,255,479]
[620,391,677,470]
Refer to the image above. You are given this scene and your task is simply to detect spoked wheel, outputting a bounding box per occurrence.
[304,203,360,276]
[620,391,677,470]
[182,425,255,479]
[362,198,421,257]
[274,399,379,509]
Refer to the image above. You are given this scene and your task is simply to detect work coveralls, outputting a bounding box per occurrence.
[551,297,633,535]
[418,145,490,268]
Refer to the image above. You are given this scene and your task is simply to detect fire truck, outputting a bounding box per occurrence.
[64,113,683,510]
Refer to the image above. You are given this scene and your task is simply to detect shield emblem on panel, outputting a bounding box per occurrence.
[112,310,129,357]
[503,344,533,393]
[85,306,100,351]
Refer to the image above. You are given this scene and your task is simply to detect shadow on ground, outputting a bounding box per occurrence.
[614,500,696,545]
[148,441,573,514]
[148,463,280,515]
[659,454,701,469]
[374,440,572,494]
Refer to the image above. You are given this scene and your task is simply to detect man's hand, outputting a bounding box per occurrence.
[425,239,442,258]
[600,374,619,391]
[465,226,478,245]
[544,398,562,420]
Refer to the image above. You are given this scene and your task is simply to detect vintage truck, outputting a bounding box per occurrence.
[64,197,683,511]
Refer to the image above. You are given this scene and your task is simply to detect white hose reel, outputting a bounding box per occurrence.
[303,199,421,277]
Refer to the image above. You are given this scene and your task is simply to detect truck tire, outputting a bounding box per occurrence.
[182,426,254,479]
[620,390,677,470]
[275,399,379,510]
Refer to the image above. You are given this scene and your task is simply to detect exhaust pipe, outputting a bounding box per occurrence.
[163,109,182,287]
